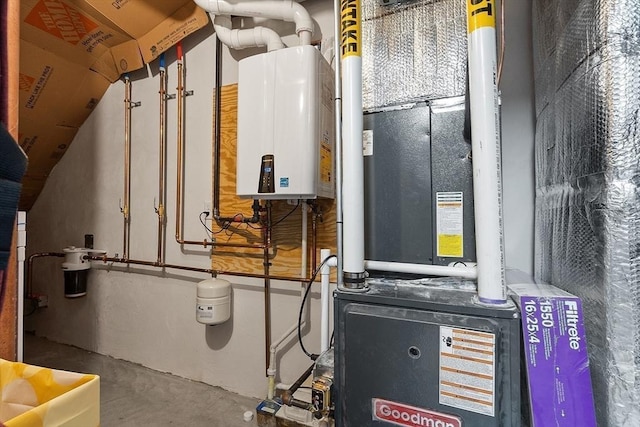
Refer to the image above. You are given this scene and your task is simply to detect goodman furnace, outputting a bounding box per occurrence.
[334,279,522,426]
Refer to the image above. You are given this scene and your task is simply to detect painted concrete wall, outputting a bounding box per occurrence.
[25,0,535,399]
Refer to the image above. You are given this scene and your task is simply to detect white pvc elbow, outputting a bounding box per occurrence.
[195,0,313,45]
[213,15,285,51]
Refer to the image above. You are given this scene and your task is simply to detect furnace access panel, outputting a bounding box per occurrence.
[334,280,522,427]
[363,98,476,267]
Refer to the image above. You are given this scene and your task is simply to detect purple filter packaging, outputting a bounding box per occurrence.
[509,278,596,427]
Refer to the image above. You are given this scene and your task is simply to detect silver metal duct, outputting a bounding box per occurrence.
[362,0,467,110]
[533,0,640,425]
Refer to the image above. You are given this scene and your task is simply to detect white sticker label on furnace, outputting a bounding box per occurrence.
[436,192,464,258]
[363,129,373,156]
[439,326,496,417]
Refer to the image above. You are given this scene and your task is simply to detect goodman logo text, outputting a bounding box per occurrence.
[373,398,462,427]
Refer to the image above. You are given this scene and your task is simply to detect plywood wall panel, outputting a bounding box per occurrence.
[212,85,337,281]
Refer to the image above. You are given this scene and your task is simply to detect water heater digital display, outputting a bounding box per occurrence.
[236,46,334,199]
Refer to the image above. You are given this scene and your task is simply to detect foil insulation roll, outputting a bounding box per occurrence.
[362,0,467,110]
[534,0,640,424]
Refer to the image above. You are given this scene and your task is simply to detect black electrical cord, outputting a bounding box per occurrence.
[272,201,300,228]
[243,201,300,230]
[297,254,337,360]
[199,212,229,235]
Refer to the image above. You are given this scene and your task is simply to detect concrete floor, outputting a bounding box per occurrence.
[24,334,260,427]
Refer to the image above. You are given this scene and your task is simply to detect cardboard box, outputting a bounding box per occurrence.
[20,39,110,128]
[18,122,77,174]
[20,0,209,82]
[19,0,210,209]
[86,0,210,64]
[508,271,597,427]
[19,39,107,209]
[21,0,142,82]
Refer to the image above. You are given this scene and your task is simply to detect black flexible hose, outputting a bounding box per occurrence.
[297,255,336,360]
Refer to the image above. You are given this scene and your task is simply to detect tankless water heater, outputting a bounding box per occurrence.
[236,45,334,200]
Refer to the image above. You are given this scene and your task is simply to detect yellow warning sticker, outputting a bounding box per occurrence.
[320,139,332,183]
[467,0,496,33]
[436,192,464,258]
[438,235,463,258]
[340,0,361,58]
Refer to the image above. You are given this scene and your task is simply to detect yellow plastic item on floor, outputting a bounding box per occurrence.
[0,359,99,427]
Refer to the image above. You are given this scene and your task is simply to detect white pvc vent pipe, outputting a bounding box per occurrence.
[339,0,365,288]
[213,15,285,51]
[194,0,313,45]
[365,260,477,280]
[466,1,507,303]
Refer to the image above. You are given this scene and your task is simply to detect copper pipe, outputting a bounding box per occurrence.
[175,39,256,245]
[175,58,185,244]
[263,201,273,375]
[219,270,309,282]
[175,239,266,249]
[218,271,299,282]
[213,37,223,218]
[282,364,314,410]
[172,45,215,249]
[89,255,214,274]
[208,38,260,227]
[122,76,132,260]
[212,241,266,249]
[27,253,65,298]
[86,255,310,282]
[156,63,168,263]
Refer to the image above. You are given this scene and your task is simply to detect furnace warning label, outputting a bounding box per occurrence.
[439,326,495,417]
[363,130,373,156]
[436,192,464,257]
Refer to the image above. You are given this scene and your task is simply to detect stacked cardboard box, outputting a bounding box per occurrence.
[18,0,209,209]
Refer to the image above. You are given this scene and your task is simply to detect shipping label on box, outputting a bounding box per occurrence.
[509,282,596,427]
[134,2,210,63]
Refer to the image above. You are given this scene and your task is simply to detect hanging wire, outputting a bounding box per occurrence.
[272,201,301,228]
[199,212,230,235]
[298,254,337,360]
